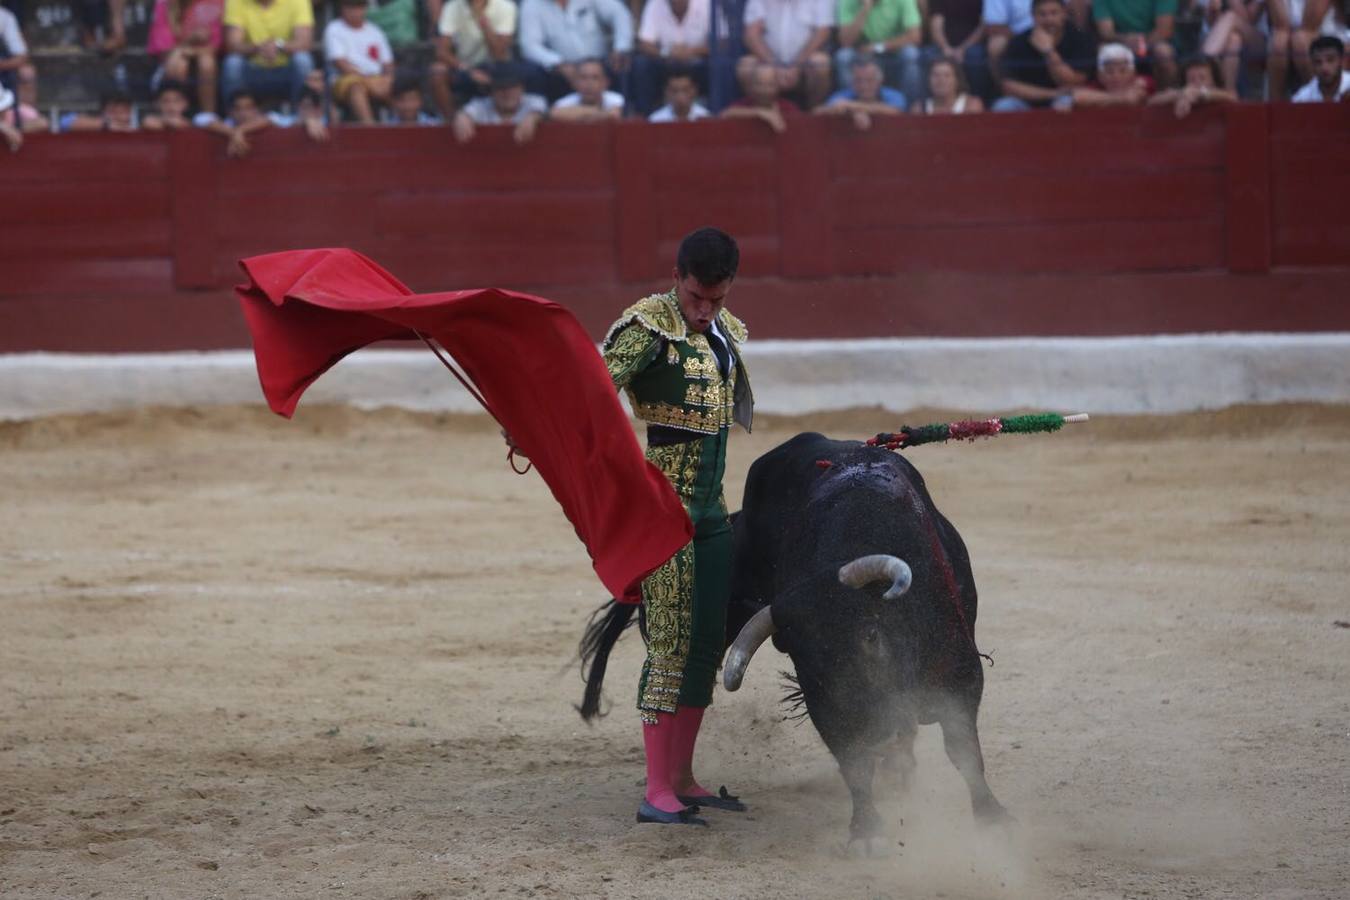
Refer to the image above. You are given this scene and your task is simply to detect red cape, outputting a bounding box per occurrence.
[236,247,691,601]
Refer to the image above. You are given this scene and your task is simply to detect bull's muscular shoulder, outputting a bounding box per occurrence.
[603,293,685,347]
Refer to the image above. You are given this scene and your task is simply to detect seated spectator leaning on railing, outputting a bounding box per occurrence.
[551,57,625,118]
[386,76,444,122]
[631,0,713,116]
[723,58,801,130]
[912,55,986,110]
[1065,40,1150,105]
[835,0,923,104]
[1292,34,1347,100]
[147,0,224,114]
[993,0,1093,109]
[324,0,395,123]
[816,55,905,128]
[430,0,517,119]
[1146,54,1235,115]
[929,0,991,99]
[198,86,327,156]
[222,0,315,106]
[739,0,834,109]
[1093,0,1178,87]
[1289,0,1339,92]
[519,0,634,101]
[649,65,710,119]
[1196,0,1264,93]
[62,88,138,130]
[452,61,547,142]
[143,79,194,128]
[0,84,23,151]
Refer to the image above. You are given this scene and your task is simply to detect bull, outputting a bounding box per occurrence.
[578,432,1009,846]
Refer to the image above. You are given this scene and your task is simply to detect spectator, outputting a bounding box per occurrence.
[912,55,987,110]
[198,87,326,156]
[0,2,39,119]
[76,0,128,53]
[738,0,834,109]
[62,88,138,131]
[1062,41,1151,104]
[143,79,195,128]
[723,59,801,131]
[384,77,443,122]
[816,55,905,128]
[1291,0,1339,89]
[835,0,922,103]
[1268,0,1294,98]
[649,66,711,120]
[551,57,625,119]
[324,0,395,124]
[983,0,1033,79]
[1192,0,1263,93]
[0,83,21,151]
[221,0,315,106]
[1093,0,1179,87]
[930,0,993,99]
[147,0,224,114]
[631,0,714,115]
[518,0,634,101]
[430,0,517,119]
[1146,53,1237,114]
[1292,34,1348,99]
[993,0,1094,109]
[452,62,547,143]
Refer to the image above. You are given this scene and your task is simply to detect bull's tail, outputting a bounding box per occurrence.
[576,598,638,721]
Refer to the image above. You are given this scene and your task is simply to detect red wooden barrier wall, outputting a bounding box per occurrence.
[2,103,1347,352]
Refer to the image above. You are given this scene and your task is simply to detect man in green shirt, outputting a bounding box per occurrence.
[835,0,923,102]
[1092,0,1178,87]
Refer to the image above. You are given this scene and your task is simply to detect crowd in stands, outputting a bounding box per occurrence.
[0,0,1346,151]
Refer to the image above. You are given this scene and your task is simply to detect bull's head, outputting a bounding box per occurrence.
[722,554,913,691]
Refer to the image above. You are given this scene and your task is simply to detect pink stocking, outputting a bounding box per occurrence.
[671,705,713,798]
[642,713,686,813]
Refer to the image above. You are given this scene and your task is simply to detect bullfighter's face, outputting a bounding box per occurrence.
[673,272,731,333]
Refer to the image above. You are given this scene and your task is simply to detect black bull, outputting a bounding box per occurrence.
[578,432,1009,840]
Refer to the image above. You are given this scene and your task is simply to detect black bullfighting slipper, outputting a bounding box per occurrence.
[636,800,709,827]
[676,786,747,812]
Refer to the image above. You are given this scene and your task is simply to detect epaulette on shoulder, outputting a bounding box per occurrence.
[603,292,686,346]
[718,309,748,344]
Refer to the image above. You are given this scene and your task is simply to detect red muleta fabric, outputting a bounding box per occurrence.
[235,247,692,602]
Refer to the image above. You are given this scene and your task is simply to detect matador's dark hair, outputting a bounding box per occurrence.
[677,227,740,286]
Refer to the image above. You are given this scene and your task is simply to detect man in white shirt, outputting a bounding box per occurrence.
[1292,35,1349,101]
[430,0,517,118]
[737,0,834,109]
[0,4,38,116]
[519,0,634,100]
[551,57,626,118]
[324,0,395,123]
[649,67,712,120]
[630,0,715,114]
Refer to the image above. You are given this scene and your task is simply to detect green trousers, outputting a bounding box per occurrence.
[636,430,733,723]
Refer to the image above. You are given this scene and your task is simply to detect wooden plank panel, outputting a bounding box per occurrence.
[778,116,832,278]
[834,217,1225,274]
[829,171,1224,229]
[1273,224,1350,267]
[0,133,169,185]
[1267,101,1350,136]
[613,123,661,282]
[1224,103,1272,273]
[215,190,383,246]
[372,190,616,242]
[0,259,172,296]
[653,187,778,241]
[1271,172,1350,227]
[170,128,222,289]
[0,222,171,259]
[6,182,170,226]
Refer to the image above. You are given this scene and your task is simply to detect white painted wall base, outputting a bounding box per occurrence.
[2,334,1348,421]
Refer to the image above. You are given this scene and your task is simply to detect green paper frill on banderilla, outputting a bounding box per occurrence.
[867,412,1086,450]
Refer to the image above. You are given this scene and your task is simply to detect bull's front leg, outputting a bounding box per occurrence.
[937,698,1010,824]
[837,749,885,849]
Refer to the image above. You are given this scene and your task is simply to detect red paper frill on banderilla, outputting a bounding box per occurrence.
[236,247,692,602]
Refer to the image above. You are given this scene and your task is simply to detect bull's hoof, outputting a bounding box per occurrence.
[975,802,1017,830]
[636,801,709,827]
[676,786,746,812]
[845,836,895,859]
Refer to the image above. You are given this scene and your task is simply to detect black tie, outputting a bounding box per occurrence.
[706,328,730,379]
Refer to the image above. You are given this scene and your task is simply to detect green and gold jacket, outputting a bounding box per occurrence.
[602,289,753,435]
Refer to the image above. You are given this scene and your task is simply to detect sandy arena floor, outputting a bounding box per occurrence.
[1,404,1347,899]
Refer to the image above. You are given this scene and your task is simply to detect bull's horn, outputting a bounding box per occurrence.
[722,606,777,692]
[838,555,913,600]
